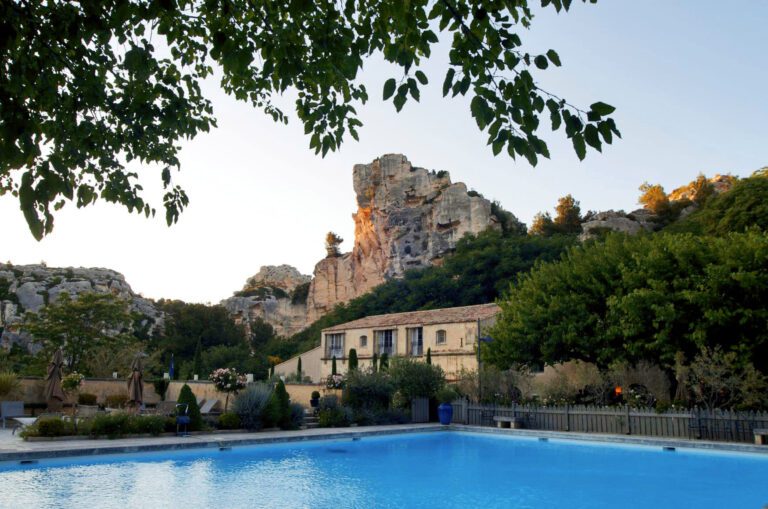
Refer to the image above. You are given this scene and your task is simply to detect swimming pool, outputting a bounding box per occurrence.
[0,431,765,508]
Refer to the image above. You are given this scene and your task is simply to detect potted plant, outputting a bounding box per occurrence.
[436,386,458,425]
[310,390,321,408]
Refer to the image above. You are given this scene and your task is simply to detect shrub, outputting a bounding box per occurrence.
[455,366,533,405]
[217,412,241,430]
[311,390,320,400]
[78,393,98,405]
[90,413,130,438]
[177,384,203,431]
[131,416,166,436]
[232,383,273,430]
[389,358,445,403]
[0,371,20,398]
[348,349,358,371]
[436,386,459,404]
[153,379,170,401]
[268,380,291,429]
[343,368,394,412]
[105,394,129,409]
[36,416,68,437]
[289,403,305,430]
[317,395,351,428]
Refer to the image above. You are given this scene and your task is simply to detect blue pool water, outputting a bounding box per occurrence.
[0,432,766,509]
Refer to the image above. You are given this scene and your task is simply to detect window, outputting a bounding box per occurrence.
[436,330,447,345]
[375,329,395,355]
[407,327,423,356]
[360,335,368,348]
[326,333,344,358]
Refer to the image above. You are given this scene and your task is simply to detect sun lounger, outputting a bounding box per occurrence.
[10,413,63,435]
[1,401,25,428]
[199,399,221,415]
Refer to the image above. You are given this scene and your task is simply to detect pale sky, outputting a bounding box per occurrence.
[2,1,766,303]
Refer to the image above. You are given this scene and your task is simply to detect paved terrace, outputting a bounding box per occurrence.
[1,423,766,463]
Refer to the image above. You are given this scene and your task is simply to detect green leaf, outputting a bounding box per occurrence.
[534,55,548,70]
[383,78,396,100]
[590,102,616,116]
[415,70,428,85]
[442,69,455,96]
[470,96,490,130]
[408,78,420,102]
[546,49,561,67]
[584,125,602,152]
[393,93,407,112]
[572,134,587,161]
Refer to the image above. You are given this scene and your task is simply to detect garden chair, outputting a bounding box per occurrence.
[1,401,25,429]
[199,398,221,416]
[175,403,191,436]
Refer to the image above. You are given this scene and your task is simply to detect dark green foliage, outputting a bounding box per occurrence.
[177,384,203,431]
[234,286,288,300]
[372,353,379,373]
[192,338,202,377]
[273,380,292,429]
[389,358,445,402]
[436,386,459,404]
[249,317,277,350]
[77,393,97,406]
[487,232,768,374]
[35,417,68,437]
[530,195,582,236]
[289,403,305,430]
[297,357,302,379]
[667,174,768,235]
[317,395,351,428]
[311,390,321,400]
[217,412,242,430]
[291,282,311,305]
[348,349,358,371]
[232,383,272,430]
[3,0,614,240]
[89,414,166,438]
[379,353,389,371]
[153,379,170,401]
[426,348,432,365]
[343,368,395,412]
[331,356,337,375]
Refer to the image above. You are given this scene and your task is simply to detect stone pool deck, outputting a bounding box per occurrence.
[1,423,766,463]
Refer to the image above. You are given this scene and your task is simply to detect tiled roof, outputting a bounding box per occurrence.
[322,303,500,332]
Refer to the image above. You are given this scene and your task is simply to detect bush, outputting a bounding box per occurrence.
[130,415,167,436]
[317,395,351,428]
[289,403,305,430]
[0,371,20,398]
[78,393,98,406]
[36,416,68,437]
[105,394,129,409]
[177,384,203,431]
[232,383,272,430]
[266,380,291,429]
[153,379,170,400]
[389,358,445,403]
[343,368,395,412]
[352,407,410,426]
[217,412,241,430]
[436,386,459,405]
[89,414,166,438]
[311,390,320,399]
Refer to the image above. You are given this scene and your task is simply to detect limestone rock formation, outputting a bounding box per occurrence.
[0,264,162,353]
[306,154,507,322]
[225,154,511,334]
[221,265,312,337]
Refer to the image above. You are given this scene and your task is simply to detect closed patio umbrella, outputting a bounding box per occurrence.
[44,348,65,410]
[127,354,144,407]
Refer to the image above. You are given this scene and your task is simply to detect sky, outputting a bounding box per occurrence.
[2,1,767,304]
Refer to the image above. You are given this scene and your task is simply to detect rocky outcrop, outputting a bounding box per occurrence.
[225,154,512,334]
[579,209,655,241]
[0,264,162,353]
[306,154,507,322]
[221,265,312,337]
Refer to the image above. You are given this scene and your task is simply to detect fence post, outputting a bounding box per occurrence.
[565,404,570,432]
[625,405,631,435]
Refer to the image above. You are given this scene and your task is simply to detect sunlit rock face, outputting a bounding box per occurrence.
[305,154,502,323]
[225,154,507,335]
[0,264,162,353]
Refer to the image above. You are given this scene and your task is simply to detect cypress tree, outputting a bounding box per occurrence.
[192,338,202,377]
[380,353,389,371]
[270,364,275,378]
[426,347,432,365]
[297,357,302,380]
[331,356,337,375]
[177,384,202,431]
[348,348,358,371]
[372,353,378,373]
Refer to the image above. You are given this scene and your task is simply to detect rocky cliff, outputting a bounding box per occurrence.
[0,264,162,353]
[224,154,510,335]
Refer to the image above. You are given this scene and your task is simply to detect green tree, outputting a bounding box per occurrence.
[638,182,671,216]
[348,349,358,372]
[331,356,337,376]
[177,383,203,431]
[23,292,135,372]
[296,357,302,380]
[249,317,276,350]
[192,338,202,378]
[2,0,617,239]
[379,353,389,372]
[487,232,768,374]
[426,348,432,365]
[553,194,582,234]
[389,358,445,403]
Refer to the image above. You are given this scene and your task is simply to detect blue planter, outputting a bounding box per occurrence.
[438,403,453,425]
